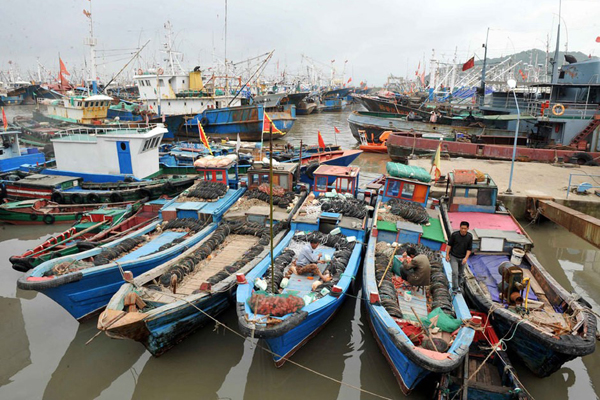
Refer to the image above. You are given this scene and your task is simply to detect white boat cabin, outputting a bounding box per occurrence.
[39,94,113,124]
[51,125,167,179]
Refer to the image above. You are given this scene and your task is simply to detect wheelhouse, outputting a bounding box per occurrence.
[246,163,298,191]
[446,169,497,213]
[381,176,430,207]
[312,165,359,196]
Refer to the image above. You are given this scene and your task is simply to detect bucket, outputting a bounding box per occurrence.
[510,248,525,266]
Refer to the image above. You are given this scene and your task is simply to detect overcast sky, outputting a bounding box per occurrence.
[1,0,599,85]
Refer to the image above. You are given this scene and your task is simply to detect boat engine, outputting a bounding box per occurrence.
[498,261,525,305]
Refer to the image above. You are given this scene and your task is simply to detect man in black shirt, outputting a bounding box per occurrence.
[445,221,473,293]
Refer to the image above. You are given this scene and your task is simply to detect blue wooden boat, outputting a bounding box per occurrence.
[440,169,597,377]
[184,104,296,141]
[0,129,46,173]
[16,165,246,321]
[362,164,474,394]
[236,165,369,366]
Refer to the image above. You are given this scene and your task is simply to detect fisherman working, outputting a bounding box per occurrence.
[286,238,332,282]
[407,111,416,121]
[445,221,473,293]
[429,110,438,124]
[396,246,431,286]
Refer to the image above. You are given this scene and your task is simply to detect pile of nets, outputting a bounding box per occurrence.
[320,197,367,219]
[162,218,208,233]
[374,245,404,318]
[386,198,429,225]
[246,189,296,209]
[45,259,94,276]
[93,236,147,266]
[258,183,285,197]
[264,249,296,294]
[429,260,455,317]
[183,181,228,200]
[248,291,305,317]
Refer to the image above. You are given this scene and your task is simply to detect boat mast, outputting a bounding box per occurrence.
[479,27,489,107]
[224,0,228,95]
[550,0,562,84]
[85,0,98,94]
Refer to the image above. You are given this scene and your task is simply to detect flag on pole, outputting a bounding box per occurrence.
[334,126,340,134]
[262,111,283,135]
[347,77,352,84]
[2,107,8,130]
[430,139,442,181]
[198,121,213,155]
[462,56,475,71]
[415,61,420,76]
[596,36,600,43]
[317,131,326,149]
[59,58,70,76]
[236,133,241,153]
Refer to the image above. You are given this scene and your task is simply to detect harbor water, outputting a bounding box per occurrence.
[0,107,599,399]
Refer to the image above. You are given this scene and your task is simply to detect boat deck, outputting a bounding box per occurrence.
[448,211,522,234]
[282,247,336,299]
[397,287,429,322]
[144,234,259,303]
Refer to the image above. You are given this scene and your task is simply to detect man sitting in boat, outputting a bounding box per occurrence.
[395,246,431,286]
[407,111,416,121]
[285,238,332,282]
[445,221,473,294]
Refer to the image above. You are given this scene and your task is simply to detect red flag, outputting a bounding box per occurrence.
[415,61,421,76]
[596,36,600,43]
[262,111,283,134]
[59,58,70,76]
[334,126,340,134]
[347,77,352,84]
[317,131,326,149]
[2,107,7,130]
[462,57,475,71]
[198,121,213,155]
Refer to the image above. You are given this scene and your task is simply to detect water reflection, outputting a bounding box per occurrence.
[42,321,145,400]
[131,308,244,400]
[0,297,31,388]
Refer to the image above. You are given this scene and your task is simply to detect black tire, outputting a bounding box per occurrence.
[70,193,83,204]
[75,213,84,222]
[43,214,55,225]
[76,241,97,251]
[573,152,593,165]
[51,191,64,204]
[124,176,135,183]
[86,192,101,204]
[137,188,152,200]
[200,117,209,127]
[29,213,38,221]
[163,181,175,194]
[305,162,320,181]
[109,192,124,203]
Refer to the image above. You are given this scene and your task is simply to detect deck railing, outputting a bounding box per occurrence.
[53,124,161,139]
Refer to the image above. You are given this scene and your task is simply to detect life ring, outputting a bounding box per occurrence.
[200,117,209,127]
[137,68,143,75]
[157,68,164,75]
[43,214,55,225]
[552,103,565,116]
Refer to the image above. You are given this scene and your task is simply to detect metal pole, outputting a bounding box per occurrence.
[506,89,520,194]
[269,124,275,293]
[479,27,489,107]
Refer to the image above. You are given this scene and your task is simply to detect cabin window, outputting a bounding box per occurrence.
[261,174,270,183]
[201,102,204,106]
[139,81,145,87]
[142,140,149,151]
[250,174,259,185]
[146,80,151,86]
[315,176,328,192]
[401,183,415,198]
[386,180,400,197]
[205,171,214,181]
[279,174,289,189]
[216,102,220,109]
[159,80,165,87]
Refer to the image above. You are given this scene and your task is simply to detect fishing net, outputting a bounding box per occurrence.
[246,189,296,209]
[320,197,367,219]
[248,290,305,317]
[258,183,286,197]
[182,181,228,200]
[385,198,430,225]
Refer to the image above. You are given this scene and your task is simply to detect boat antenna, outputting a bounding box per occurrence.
[227,50,275,106]
[84,0,98,94]
[551,0,562,84]
[479,27,489,107]
[269,123,275,294]
[100,40,150,94]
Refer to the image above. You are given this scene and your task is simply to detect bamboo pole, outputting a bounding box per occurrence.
[269,124,275,294]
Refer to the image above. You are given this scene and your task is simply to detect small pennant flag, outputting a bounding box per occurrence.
[347,77,352,84]
[262,111,283,134]
[198,121,213,155]
[334,126,340,134]
[2,107,7,130]
[317,131,326,149]
[596,36,600,43]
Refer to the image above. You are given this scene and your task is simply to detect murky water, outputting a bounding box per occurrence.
[0,106,598,399]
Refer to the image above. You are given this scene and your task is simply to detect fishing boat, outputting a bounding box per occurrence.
[0,198,138,226]
[439,169,597,377]
[295,96,318,115]
[362,163,474,394]
[320,88,352,112]
[236,165,369,366]
[9,203,141,272]
[224,163,307,224]
[16,163,246,321]
[0,129,46,173]
[34,94,114,125]
[358,130,390,153]
[437,310,530,400]
[293,149,363,185]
